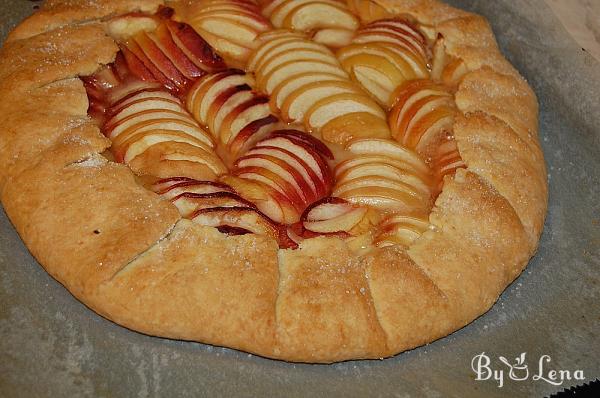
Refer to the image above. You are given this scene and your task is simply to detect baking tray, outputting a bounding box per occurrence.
[0,0,598,396]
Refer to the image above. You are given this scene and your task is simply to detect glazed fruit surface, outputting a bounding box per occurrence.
[84,0,469,249]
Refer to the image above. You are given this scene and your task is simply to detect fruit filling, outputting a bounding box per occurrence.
[82,4,468,249]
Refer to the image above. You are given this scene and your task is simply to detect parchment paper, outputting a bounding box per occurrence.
[0,0,598,397]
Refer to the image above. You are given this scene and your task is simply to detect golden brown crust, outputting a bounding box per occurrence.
[1,140,180,299]
[275,238,389,362]
[0,0,548,362]
[409,169,531,322]
[7,0,164,42]
[364,246,456,354]
[97,221,279,357]
[454,112,547,246]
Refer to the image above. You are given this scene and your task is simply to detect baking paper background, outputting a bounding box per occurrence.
[0,0,599,396]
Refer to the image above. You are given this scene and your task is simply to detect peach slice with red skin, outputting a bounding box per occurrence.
[229,130,335,223]
[133,32,189,90]
[191,206,281,241]
[163,19,226,72]
[152,23,206,79]
[179,0,271,66]
[228,114,278,158]
[152,178,235,199]
[301,197,366,233]
[221,95,272,144]
[171,191,257,217]
[267,129,334,161]
[256,131,334,191]
[115,16,226,93]
[236,153,316,204]
[185,70,278,155]
[233,159,312,213]
[220,175,299,224]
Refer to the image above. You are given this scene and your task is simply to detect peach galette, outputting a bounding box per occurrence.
[0,0,547,363]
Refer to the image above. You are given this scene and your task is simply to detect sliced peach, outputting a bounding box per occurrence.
[347,0,393,23]
[164,20,226,72]
[320,112,390,145]
[247,31,306,71]
[191,9,271,32]
[283,1,359,31]
[115,130,211,163]
[335,186,426,212]
[269,129,334,160]
[206,83,253,136]
[106,109,195,137]
[244,147,318,198]
[228,114,278,157]
[220,96,271,144]
[303,207,368,233]
[256,48,339,83]
[220,174,299,224]
[312,28,354,48]
[375,213,431,247]
[172,191,256,217]
[191,206,280,241]
[152,23,205,79]
[334,175,429,203]
[280,79,358,122]
[269,0,351,27]
[134,32,189,90]
[345,138,430,175]
[152,178,233,198]
[234,168,305,214]
[269,71,346,111]
[442,58,468,87]
[304,92,385,132]
[196,72,252,123]
[259,59,347,93]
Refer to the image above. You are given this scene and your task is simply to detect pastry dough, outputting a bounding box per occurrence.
[0,0,547,363]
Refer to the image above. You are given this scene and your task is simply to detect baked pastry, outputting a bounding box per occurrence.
[0,0,547,363]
